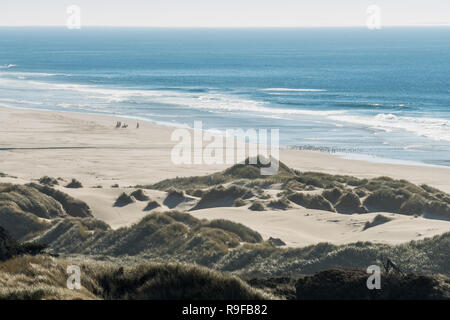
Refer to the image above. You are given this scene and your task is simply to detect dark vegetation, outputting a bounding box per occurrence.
[334,192,368,214]
[38,176,59,187]
[233,198,246,207]
[0,226,47,261]
[96,263,269,300]
[268,198,291,210]
[33,211,266,266]
[295,268,449,299]
[65,178,83,188]
[0,255,268,300]
[29,183,92,218]
[249,201,266,211]
[0,183,91,239]
[191,185,254,210]
[0,183,65,219]
[163,188,194,209]
[144,200,161,211]
[363,214,393,230]
[288,193,335,212]
[114,192,135,207]
[130,189,149,201]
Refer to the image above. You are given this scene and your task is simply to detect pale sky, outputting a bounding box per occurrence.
[1,0,449,27]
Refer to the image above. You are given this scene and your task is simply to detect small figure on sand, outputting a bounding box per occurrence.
[136,122,139,129]
[122,123,128,128]
[115,121,121,128]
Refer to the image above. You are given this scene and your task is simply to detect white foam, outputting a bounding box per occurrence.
[0,98,44,106]
[330,113,450,142]
[0,64,17,69]
[0,71,61,77]
[0,74,344,118]
[261,88,327,92]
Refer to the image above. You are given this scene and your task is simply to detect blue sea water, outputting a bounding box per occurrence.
[0,27,449,166]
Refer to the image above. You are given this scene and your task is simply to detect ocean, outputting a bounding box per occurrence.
[0,27,449,166]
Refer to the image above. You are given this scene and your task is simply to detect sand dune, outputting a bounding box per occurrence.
[2,105,450,247]
[190,207,450,247]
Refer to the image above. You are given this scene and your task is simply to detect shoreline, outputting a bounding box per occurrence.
[2,104,450,190]
[2,103,449,170]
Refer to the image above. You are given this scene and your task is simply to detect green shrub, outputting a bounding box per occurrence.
[288,193,335,212]
[65,179,83,188]
[249,201,266,211]
[144,200,161,211]
[233,198,246,207]
[96,263,269,300]
[322,187,343,204]
[425,201,450,219]
[186,189,205,197]
[0,202,49,240]
[0,183,65,219]
[335,192,367,214]
[114,193,135,207]
[206,220,263,243]
[363,214,392,230]
[268,198,291,210]
[38,176,58,187]
[283,180,307,191]
[130,189,149,201]
[354,188,367,197]
[167,188,185,198]
[28,183,92,218]
[399,195,426,215]
[295,268,444,300]
[0,227,47,261]
[191,186,253,210]
[363,188,408,213]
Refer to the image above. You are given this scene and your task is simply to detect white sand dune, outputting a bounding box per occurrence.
[190,207,450,247]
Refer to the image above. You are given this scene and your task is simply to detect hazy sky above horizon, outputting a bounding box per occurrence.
[1,0,449,27]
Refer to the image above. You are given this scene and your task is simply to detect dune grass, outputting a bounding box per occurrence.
[233,197,246,207]
[0,255,270,300]
[65,178,83,188]
[287,193,335,212]
[142,158,450,218]
[38,176,59,187]
[249,201,266,211]
[191,185,254,210]
[268,198,291,210]
[130,189,149,201]
[363,214,393,230]
[114,192,135,207]
[0,227,47,261]
[0,202,50,240]
[28,183,92,218]
[144,200,161,211]
[334,191,367,214]
[205,219,263,243]
[295,268,448,300]
[0,183,65,219]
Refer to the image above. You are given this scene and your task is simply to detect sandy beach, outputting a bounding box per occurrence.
[2,105,450,247]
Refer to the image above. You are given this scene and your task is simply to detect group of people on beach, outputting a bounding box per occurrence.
[115,121,139,129]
